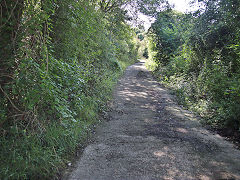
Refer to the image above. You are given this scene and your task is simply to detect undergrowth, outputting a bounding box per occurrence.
[0,0,138,179]
[0,71,124,179]
[146,6,240,131]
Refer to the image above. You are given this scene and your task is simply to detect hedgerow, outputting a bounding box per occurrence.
[0,0,138,179]
[146,1,240,130]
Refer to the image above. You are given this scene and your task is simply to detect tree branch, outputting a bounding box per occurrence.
[0,0,19,30]
[0,85,23,112]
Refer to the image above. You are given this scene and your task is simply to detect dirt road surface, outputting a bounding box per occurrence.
[66,60,240,180]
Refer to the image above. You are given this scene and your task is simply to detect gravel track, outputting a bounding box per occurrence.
[66,60,240,180]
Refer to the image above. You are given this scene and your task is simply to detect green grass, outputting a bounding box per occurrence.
[0,113,95,179]
[0,59,135,180]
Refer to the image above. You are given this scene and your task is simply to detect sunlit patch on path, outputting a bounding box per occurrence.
[66,60,240,180]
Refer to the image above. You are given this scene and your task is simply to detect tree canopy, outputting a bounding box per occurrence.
[1,0,240,178]
[146,0,240,130]
[0,0,139,178]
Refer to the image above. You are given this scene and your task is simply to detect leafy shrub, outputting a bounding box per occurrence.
[0,0,138,179]
[143,48,149,59]
[146,1,240,130]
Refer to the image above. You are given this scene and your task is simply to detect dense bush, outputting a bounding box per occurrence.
[0,0,138,179]
[147,1,240,130]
